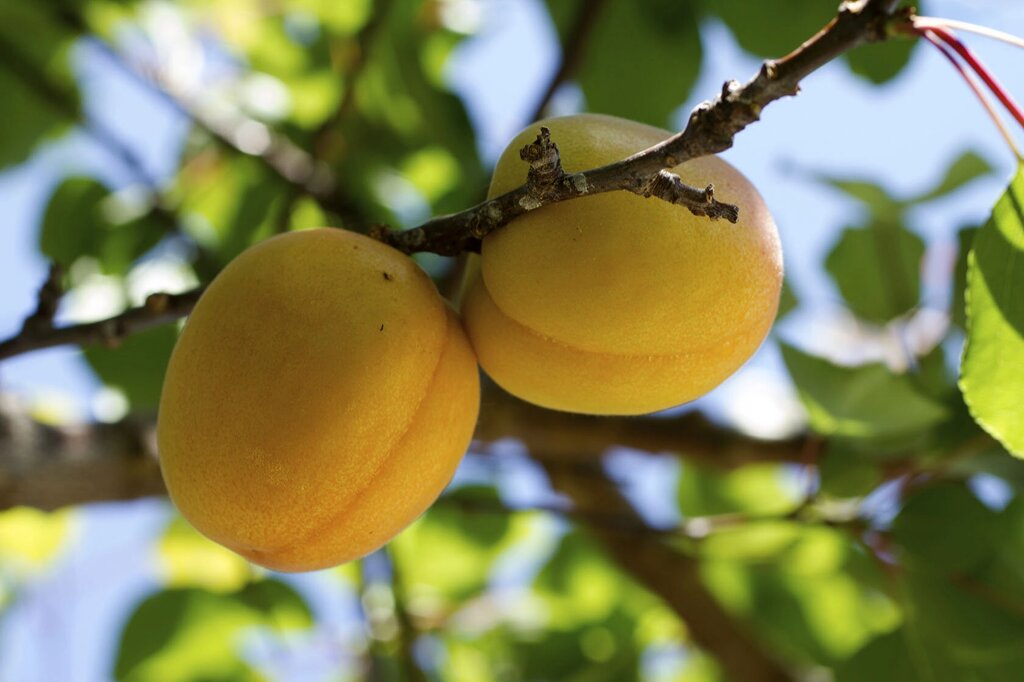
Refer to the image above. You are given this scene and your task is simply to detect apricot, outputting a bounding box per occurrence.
[157,228,479,572]
[462,114,782,415]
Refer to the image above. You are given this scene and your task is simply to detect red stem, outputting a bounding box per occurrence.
[926,25,1024,130]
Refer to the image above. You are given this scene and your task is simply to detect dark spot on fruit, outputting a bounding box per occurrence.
[383,271,393,281]
[379,324,384,331]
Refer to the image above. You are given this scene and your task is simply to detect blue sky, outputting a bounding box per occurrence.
[2,0,1024,678]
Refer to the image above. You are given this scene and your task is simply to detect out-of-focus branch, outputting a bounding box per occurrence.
[475,381,805,467]
[541,457,795,682]
[62,18,351,216]
[0,378,805,513]
[0,289,202,361]
[0,403,164,511]
[527,0,612,123]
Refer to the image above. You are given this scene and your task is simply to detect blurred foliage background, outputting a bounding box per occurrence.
[2,0,1024,680]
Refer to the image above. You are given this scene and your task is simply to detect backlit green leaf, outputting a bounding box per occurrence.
[960,166,1024,457]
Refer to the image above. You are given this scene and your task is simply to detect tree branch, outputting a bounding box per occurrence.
[373,0,909,256]
[53,8,367,222]
[541,457,795,682]
[0,378,805,513]
[0,289,202,361]
[0,0,910,359]
[527,0,612,123]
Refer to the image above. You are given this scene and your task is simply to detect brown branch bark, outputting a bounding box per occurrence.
[0,0,910,359]
[541,457,795,682]
[374,0,908,256]
[0,289,202,361]
[0,405,164,511]
[0,378,805,513]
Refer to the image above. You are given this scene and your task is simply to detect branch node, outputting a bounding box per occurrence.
[521,126,566,195]
[20,263,64,335]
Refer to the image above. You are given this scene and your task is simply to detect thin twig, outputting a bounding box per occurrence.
[0,289,203,361]
[527,0,612,122]
[0,0,909,357]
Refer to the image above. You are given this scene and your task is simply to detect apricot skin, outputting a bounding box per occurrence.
[157,228,479,572]
[462,114,783,415]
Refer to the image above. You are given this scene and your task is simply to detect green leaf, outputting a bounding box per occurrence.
[39,177,165,275]
[0,2,79,170]
[951,226,978,329]
[960,167,1024,457]
[176,155,285,264]
[115,581,312,682]
[0,507,74,572]
[701,531,900,666]
[914,150,993,203]
[820,178,901,217]
[905,570,1024,673]
[834,631,928,682]
[389,486,519,604]
[825,221,924,322]
[84,324,178,411]
[818,445,882,498]
[708,0,835,59]
[158,515,251,593]
[843,37,917,85]
[677,461,800,518]
[568,0,702,127]
[781,344,948,440]
[891,483,999,573]
[776,278,798,321]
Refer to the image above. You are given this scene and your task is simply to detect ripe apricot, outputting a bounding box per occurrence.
[462,114,782,415]
[157,228,479,572]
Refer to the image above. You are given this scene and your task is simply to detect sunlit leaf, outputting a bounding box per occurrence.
[951,226,977,330]
[781,344,948,440]
[115,581,311,682]
[0,507,74,572]
[702,538,899,666]
[678,461,800,518]
[960,166,1024,458]
[158,515,251,593]
[389,486,519,606]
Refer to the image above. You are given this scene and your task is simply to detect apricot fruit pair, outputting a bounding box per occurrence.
[157,228,479,573]
[157,114,781,572]
[461,113,783,415]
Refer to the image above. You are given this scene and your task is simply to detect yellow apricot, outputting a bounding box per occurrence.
[462,114,782,415]
[157,228,480,572]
